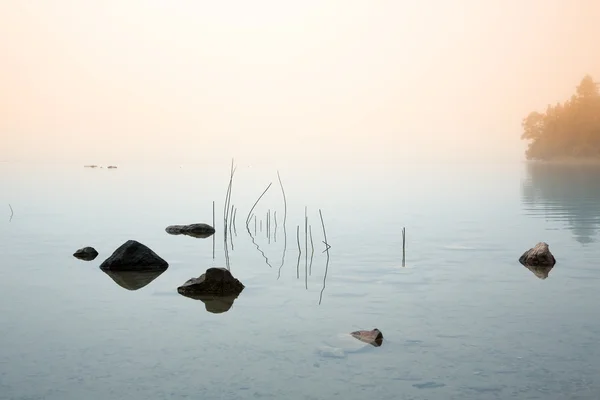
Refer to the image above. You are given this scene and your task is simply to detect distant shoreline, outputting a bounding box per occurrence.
[526,157,600,166]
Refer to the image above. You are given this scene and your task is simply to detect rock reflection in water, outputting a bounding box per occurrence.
[102,269,167,291]
[178,292,240,314]
[523,264,554,280]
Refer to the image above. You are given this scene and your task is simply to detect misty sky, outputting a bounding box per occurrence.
[1,0,598,164]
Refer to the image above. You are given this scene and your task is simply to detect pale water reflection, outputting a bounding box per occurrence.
[1,161,599,399]
[521,162,600,244]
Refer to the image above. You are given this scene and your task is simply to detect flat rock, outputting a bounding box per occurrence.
[166,223,215,238]
[318,329,384,358]
[73,246,98,261]
[177,267,244,297]
[99,240,168,271]
[351,328,384,347]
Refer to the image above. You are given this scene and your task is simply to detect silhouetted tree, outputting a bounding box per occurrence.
[522,75,600,160]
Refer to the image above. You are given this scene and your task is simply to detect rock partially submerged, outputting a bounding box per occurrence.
[317,329,384,359]
[107,166,117,169]
[166,223,215,239]
[73,246,98,261]
[519,242,556,267]
[351,328,384,347]
[99,240,168,271]
[102,270,166,291]
[177,267,244,297]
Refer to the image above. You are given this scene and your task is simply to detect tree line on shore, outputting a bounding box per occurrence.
[521,75,600,161]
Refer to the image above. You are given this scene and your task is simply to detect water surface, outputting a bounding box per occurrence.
[1,161,599,400]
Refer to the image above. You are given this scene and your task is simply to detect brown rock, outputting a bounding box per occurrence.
[350,328,384,347]
[519,242,556,267]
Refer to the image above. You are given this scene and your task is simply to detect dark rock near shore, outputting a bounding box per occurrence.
[177,267,244,297]
[73,246,98,261]
[166,223,215,239]
[99,240,168,271]
[102,269,166,290]
[350,328,384,347]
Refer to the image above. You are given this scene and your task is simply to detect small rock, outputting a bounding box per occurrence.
[107,166,117,169]
[177,267,244,297]
[166,223,215,238]
[73,246,99,261]
[519,242,556,267]
[350,328,384,347]
[99,240,168,271]
[84,165,98,168]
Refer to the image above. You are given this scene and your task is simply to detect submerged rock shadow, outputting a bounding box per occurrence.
[102,269,167,291]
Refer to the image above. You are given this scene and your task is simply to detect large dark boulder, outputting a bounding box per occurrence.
[519,242,556,267]
[166,223,215,238]
[99,240,168,271]
[102,270,166,290]
[73,246,98,261]
[177,267,244,297]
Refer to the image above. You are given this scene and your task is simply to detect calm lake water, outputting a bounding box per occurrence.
[1,161,599,400]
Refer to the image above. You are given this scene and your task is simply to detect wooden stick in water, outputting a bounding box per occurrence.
[309,225,314,275]
[232,207,237,236]
[402,227,406,267]
[246,183,272,226]
[274,211,277,242]
[296,225,301,279]
[212,201,215,259]
[305,206,308,289]
[229,204,235,238]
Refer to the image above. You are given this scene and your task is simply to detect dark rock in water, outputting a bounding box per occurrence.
[166,223,215,239]
[177,267,244,297]
[102,269,166,291]
[84,165,98,168]
[99,240,168,271]
[179,293,240,313]
[107,165,117,169]
[350,328,384,347]
[519,242,556,268]
[73,246,98,261]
